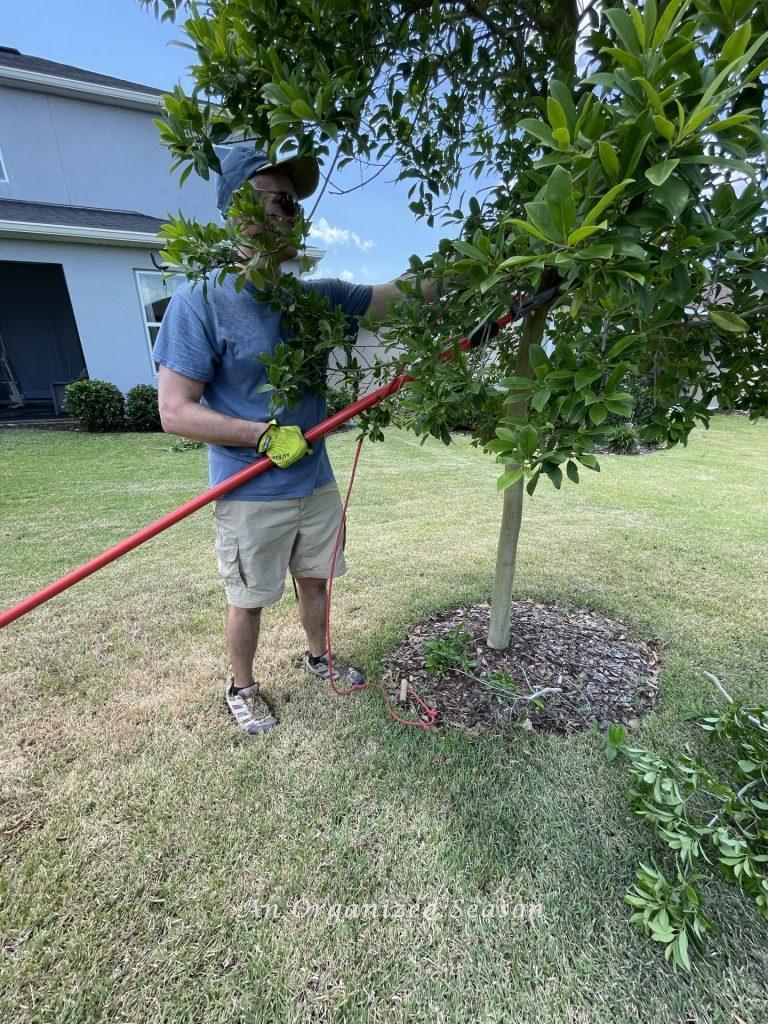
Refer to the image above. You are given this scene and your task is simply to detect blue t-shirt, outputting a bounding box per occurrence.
[153,272,373,500]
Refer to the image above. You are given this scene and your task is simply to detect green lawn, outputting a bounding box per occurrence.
[1,416,767,1024]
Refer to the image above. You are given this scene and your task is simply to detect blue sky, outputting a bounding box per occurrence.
[1,0,488,285]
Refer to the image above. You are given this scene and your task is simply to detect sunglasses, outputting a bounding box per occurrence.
[247,187,304,218]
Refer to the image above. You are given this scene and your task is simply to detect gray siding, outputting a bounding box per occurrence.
[0,86,217,222]
[0,238,161,392]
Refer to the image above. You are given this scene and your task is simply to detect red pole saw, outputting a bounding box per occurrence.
[0,283,559,630]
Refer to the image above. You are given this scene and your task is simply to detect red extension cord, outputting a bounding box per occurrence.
[323,435,438,729]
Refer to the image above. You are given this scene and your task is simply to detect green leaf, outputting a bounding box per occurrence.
[518,118,558,149]
[631,5,649,47]
[697,32,768,114]
[547,95,568,133]
[552,127,571,148]
[528,344,550,372]
[526,472,540,496]
[744,54,768,86]
[613,240,648,259]
[606,335,640,359]
[479,273,505,294]
[709,309,749,333]
[582,179,635,226]
[501,376,536,392]
[643,0,657,41]
[543,463,563,489]
[532,389,551,412]
[572,242,615,260]
[634,77,664,114]
[652,0,689,48]
[519,425,539,457]
[496,253,550,271]
[601,47,643,76]
[577,453,600,470]
[524,200,564,242]
[654,175,689,218]
[605,8,641,54]
[709,111,757,133]
[545,370,577,386]
[505,217,550,242]
[566,460,580,484]
[598,140,620,181]
[589,403,608,424]
[681,103,719,140]
[677,929,691,971]
[290,99,315,120]
[575,367,602,390]
[545,165,576,237]
[604,399,633,417]
[653,114,676,141]
[549,80,577,130]
[453,240,489,261]
[645,159,679,185]
[721,20,752,63]
[567,222,608,246]
[621,131,651,177]
[497,468,523,491]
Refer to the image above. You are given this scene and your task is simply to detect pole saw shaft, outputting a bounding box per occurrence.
[0,284,558,629]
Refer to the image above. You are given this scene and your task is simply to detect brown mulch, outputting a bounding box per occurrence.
[0,420,80,431]
[380,599,662,737]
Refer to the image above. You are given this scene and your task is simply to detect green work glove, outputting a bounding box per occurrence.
[256,419,312,468]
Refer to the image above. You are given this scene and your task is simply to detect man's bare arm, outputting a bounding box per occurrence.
[158,365,270,446]
[367,274,438,319]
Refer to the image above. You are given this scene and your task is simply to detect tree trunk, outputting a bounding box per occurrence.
[487,301,550,650]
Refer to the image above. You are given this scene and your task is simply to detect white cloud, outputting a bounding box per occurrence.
[350,232,375,253]
[339,269,355,282]
[309,217,376,252]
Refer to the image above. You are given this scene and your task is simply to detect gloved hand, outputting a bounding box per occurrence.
[256,419,312,468]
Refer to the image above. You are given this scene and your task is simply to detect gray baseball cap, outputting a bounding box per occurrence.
[215,142,320,217]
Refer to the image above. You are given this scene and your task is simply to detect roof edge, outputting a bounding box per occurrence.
[0,220,163,246]
[0,64,164,111]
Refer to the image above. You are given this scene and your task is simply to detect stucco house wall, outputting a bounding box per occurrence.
[0,48,326,418]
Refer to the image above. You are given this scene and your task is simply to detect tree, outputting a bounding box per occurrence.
[142,0,768,649]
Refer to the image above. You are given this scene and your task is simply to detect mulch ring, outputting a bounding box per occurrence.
[379,599,662,737]
[594,442,665,456]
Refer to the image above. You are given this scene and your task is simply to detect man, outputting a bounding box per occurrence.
[155,142,440,737]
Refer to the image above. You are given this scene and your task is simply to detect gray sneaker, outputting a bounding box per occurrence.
[225,679,279,735]
[304,650,365,687]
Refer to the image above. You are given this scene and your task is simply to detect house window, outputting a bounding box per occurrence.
[0,147,8,183]
[135,269,185,372]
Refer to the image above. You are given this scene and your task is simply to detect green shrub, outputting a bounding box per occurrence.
[168,437,205,452]
[325,384,359,417]
[126,384,162,432]
[64,379,125,432]
[607,423,641,454]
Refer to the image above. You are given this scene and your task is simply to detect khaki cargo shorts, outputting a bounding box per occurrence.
[212,481,348,608]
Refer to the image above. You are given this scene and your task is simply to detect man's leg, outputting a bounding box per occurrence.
[295,577,327,658]
[226,604,262,687]
[295,575,364,686]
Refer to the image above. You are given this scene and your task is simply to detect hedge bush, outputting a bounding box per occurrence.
[325,384,359,417]
[126,384,162,432]
[64,379,125,432]
[606,423,641,454]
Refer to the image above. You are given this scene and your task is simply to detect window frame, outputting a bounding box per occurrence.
[0,147,8,184]
[134,268,185,374]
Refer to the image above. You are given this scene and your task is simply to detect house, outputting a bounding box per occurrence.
[0,47,325,421]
